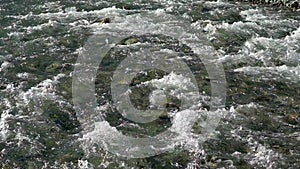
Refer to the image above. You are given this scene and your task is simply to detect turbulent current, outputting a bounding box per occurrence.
[0,0,299,168]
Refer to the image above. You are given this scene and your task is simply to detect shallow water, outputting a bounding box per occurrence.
[0,0,299,168]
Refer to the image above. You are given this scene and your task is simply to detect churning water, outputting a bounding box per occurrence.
[0,0,299,168]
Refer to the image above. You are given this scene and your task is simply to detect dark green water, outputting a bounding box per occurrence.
[0,0,299,168]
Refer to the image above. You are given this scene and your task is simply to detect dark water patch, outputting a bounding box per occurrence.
[188,2,245,24]
[211,28,252,54]
[42,101,81,134]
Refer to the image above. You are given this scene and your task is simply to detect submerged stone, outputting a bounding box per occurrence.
[100,17,111,24]
[124,37,139,45]
[91,17,111,24]
[285,113,300,125]
[45,62,62,73]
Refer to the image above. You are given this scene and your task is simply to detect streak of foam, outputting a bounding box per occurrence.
[0,99,13,141]
[216,26,299,71]
[198,7,299,71]
[234,65,300,82]
[25,20,58,33]
[8,6,124,21]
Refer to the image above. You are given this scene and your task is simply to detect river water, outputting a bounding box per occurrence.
[0,0,299,168]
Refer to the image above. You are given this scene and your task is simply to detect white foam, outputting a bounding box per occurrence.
[216,27,300,75]
[204,0,235,7]
[240,9,268,21]
[0,61,14,72]
[145,72,197,92]
[144,72,210,111]
[14,130,31,147]
[285,26,300,42]
[0,99,13,141]
[248,143,281,169]
[78,160,91,169]
[17,73,66,108]
[10,6,124,21]
[65,7,77,13]
[38,1,63,12]
[16,72,30,79]
[234,65,300,82]
[25,20,58,33]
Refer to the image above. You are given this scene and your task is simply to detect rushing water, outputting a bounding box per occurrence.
[1,0,300,168]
